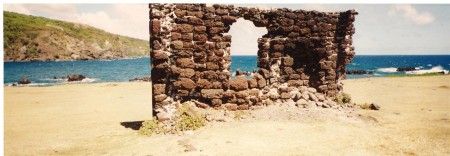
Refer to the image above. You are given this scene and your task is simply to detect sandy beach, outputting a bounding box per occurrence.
[4,76,450,155]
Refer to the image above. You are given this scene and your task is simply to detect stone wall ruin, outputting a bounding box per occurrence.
[150,3,358,122]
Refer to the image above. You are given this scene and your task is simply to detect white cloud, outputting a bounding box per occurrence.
[226,18,267,55]
[73,4,148,40]
[4,4,32,15]
[4,4,77,19]
[110,4,149,40]
[3,4,148,40]
[300,4,329,11]
[75,11,121,35]
[389,4,434,25]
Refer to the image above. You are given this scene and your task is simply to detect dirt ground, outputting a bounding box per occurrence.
[4,76,450,155]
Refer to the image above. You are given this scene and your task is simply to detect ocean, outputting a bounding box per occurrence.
[4,55,450,86]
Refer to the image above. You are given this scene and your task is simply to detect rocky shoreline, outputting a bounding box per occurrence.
[346,70,374,75]
[4,56,150,62]
[11,74,88,86]
[129,77,152,82]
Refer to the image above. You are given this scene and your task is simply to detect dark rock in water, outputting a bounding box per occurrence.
[129,76,151,82]
[18,76,31,84]
[53,76,58,79]
[236,69,253,76]
[67,74,86,81]
[370,103,380,110]
[235,69,243,76]
[397,67,416,72]
[346,70,372,75]
[420,72,445,75]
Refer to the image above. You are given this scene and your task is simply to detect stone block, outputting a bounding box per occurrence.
[201,89,224,99]
[280,93,291,99]
[151,20,161,34]
[197,79,212,89]
[211,99,222,107]
[179,68,195,78]
[154,94,167,102]
[248,78,258,88]
[153,51,169,60]
[206,62,220,70]
[229,76,249,91]
[224,103,238,111]
[176,58,195,68]
[287,80,303,87]
[216,9,229,15]
[236,90,249,98]
[171,41,184,50]
[153,84,166,95]
[282,57,294,66]
[173,78,196,90]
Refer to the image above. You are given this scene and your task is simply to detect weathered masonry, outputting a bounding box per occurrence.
[150,3,357,122]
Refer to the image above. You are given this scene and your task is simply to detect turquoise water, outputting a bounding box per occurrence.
[228,55,450,79]
[4,58,151,86]
[346,55,450,78]
[4,55,450,86]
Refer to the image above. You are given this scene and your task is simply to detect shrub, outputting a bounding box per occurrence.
[20,38,29,45]
[176,114,206,131]
[175,103,207,131]
[138,117,161,136]
[25,45,39,56]
[334,92,352,105]
[139,103,208,136]
[359,103,371,110]
[234,110,247,120]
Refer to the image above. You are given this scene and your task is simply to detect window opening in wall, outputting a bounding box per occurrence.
[225,18,268,79]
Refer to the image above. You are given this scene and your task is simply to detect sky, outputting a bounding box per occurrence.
[3,4,450,55]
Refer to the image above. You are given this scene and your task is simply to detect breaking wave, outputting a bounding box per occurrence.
[377,67,398,73]
[5,82,52,87]
[6,77,97,87]
[81,78,97,83]
[406,66,449,75]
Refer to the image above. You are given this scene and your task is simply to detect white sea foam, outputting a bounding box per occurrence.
[415,66,424,70]
[406,66,449,75]
[5,82,53,87]
[26,83,52,86]
[4,83,15,87]
[81,78,97,83]
[40,78,65,81]
[377,67,398,73]
[427,64,432,66]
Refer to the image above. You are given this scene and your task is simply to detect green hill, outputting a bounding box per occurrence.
[3,11,149,61]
